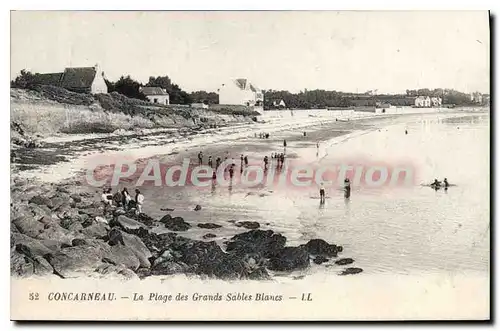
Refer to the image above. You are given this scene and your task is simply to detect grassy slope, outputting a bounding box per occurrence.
[11,86,259,137]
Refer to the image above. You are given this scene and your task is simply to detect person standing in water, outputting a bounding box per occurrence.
[240,154,244,167]
[443,178,449,189]
[208,156,213,168]
[244,155,249,167]
[319,182,325,203]
[344,178,351,199]
[198,151,203,165]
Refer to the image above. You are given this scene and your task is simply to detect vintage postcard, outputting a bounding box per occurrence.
[10,10,490,321]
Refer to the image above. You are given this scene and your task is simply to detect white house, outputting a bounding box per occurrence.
[273,99,286,108]
[415,96,431,107]
[33,64,108,94]
[218,79,264,107]
[140,87,170,105]
[430,97,442,107]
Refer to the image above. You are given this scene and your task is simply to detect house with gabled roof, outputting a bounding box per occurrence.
[139,86,170,105]
[33,64,108,94]
[218,78,264,107]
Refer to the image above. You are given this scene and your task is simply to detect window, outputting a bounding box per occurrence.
[154,98,158,103]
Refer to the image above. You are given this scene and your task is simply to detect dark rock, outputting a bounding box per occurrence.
[172,240,246,279]
[313,256,329,265]
[194,204,202,211]
[203,233,217,239]
[70,194,82,203]
[247,267,271,280]
[137,213,155,226]
[226,230,286,258]
[72,238,87,246]
[110,215,148,233]
[197,223,222,229]
[159,214,172,223]
[301,239,339,257]
[340,267,363,275]
[163,216,191,231]
[335,258,354,266]
[137,231,177,254]
[235,221,260,230]
[29,195,53,209]
[268,246,310,272]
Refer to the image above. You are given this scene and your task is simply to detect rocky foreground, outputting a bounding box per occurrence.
[11,177,363,281]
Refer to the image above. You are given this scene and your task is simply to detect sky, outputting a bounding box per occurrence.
[11,11,490,94]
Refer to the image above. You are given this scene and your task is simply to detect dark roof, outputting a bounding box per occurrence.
[60,67,97,90]
[33,73,64,86]
[140,87,168,96]
[234,78,260,92]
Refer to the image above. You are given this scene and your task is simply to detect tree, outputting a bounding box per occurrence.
[112,75,147,100]
[189,91,219,104]
[11,69,37,89]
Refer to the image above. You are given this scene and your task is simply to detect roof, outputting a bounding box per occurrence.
[140,87,168,96]
[234,78,260,92]
[60,67,97,90]
[33,73,64,86]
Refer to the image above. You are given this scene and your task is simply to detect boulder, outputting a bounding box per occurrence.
[203,233,217,239]
[82,222,109,239]
[158,214,172,223]
[107,245,141,271]
[29,195,54,209]
[72,238,88,246]
[35,223,74,246]
[12,216,45,238]
[45,241,111,278]
[70,194,82,203]
[340,267,363,275]
[110,215,148,233]
[226,230,286,258]
[235,221,260,230]
[150,261,189,276]
[11,251,37,277]
[93,263,139,280]
[268,246,310,272]
[172,240,245,279]
[163,216,191,232]
[194,205,202,211]
[11,233,54,256]
[135,231,177,253]
[301,239,339,257]
[313,255,329,264]
[137,213,155,226]
[335,258,354,266]
[197,223,222,229]
[107,228,152,269]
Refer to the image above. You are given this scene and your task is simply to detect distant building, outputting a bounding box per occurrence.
[218,79,263,107]
[272,99,286,108]
[33,64,108,94]
[139,87,170,105]
[430,97,442,107]
[415,96,431,107]
[470,92,483,104]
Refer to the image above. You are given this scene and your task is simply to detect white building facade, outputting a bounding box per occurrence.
[218,79,264,107]
[140,87,170,105]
